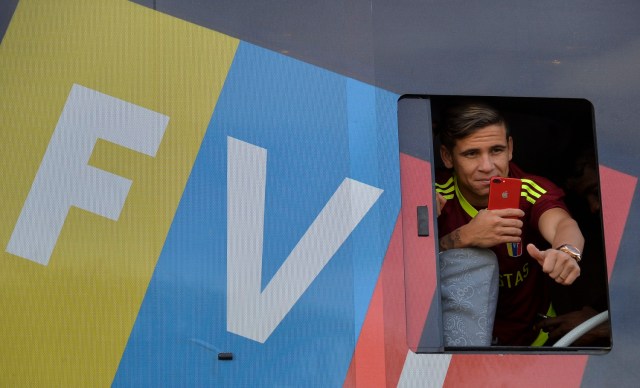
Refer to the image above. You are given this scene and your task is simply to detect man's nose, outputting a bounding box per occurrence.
[478,154,493,171]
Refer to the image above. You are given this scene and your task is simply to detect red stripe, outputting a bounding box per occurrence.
[599,165,637,277]
[344,218,402,388]
[349,272,387,387]
[400,154,438,350]
[381,217,411,387]
[444,354,587,387]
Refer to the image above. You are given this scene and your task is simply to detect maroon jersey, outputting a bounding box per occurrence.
[436,162,569,345]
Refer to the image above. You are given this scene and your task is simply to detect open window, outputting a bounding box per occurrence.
[399,95,612,353]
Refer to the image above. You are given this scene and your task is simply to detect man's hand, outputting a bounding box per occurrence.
[462,208,524,248]
[527,243,580,284]
[439,208,524,251]
[436,193,447,217]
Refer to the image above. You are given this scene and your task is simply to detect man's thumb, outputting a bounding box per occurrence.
[527,243,545,265]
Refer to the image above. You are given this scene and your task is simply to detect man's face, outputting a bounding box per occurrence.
[440,123,513,208]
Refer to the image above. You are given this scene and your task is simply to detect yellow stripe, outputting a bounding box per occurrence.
[436,185,455,194]
[521,192,537,204]
[531,304,557,346]
[521,184,542,198]
[0,0,238,385]
[521,180,548,204]
[435,177,454,189]
[521,178,547,195]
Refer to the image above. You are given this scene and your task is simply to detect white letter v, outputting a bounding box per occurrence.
[226,136,382,343]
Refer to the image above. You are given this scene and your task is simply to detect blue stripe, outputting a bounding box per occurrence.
[114,42,400,387]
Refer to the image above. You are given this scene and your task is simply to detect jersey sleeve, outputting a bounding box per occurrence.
[522,175,569,229]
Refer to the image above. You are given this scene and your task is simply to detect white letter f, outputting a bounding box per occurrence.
[6,84,168,265]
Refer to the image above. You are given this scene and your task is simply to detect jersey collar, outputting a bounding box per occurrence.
[454,174,479,218]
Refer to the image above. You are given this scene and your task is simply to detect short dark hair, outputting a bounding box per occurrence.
[439,102,508,150]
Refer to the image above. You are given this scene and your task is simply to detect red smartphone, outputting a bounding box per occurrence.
[488,176,521,211]
[488,176,522,257]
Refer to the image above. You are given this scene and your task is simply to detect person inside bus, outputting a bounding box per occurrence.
[534,149,611,346]
[434,102,584,346]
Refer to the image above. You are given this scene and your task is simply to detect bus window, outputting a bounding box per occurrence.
[400,95,611,353]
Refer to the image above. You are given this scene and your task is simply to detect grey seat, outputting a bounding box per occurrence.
[439,248,499,347]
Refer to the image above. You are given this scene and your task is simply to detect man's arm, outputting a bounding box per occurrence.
[527,207,584,285]
[538,207,585,252]
[535,306,609,346]
[439,228,463,251]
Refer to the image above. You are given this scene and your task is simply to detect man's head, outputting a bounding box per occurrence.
[439,102,509,150]
[439,102,513,208]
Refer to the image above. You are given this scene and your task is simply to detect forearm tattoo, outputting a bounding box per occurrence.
[439,228,461,251]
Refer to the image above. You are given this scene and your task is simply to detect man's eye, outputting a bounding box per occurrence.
[491,148,505,154]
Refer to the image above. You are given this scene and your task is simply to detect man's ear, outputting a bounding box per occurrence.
[440,145,453,169]
[508,136,513,161]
